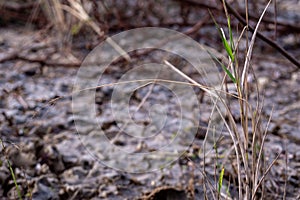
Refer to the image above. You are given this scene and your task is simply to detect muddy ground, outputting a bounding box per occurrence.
[0,1,299,199]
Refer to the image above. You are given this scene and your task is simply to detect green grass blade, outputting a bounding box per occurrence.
[218,167,225,194]
[7,160,23,200]
[209,10,234,62]
[207,51,236,83]
[220,28,235,62]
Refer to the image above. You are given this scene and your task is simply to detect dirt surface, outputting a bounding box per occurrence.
[0,1,299,199]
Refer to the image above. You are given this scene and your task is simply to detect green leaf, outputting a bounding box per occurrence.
[207,51,236,83]
[209,10,234,62]
[218,167,225,194]
[220,28,235,62]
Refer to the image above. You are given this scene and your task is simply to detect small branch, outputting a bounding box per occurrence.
[17,55,81,67]
[252,151,281,199]
[0,51,80,67]
[176,0,300,69]
[183,14,210,35]
[221,0,300,69]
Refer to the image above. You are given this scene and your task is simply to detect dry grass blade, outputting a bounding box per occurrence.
[60,1,102,36]
[185,156,217,199]
[215,101,242,199]
[52,0,65,31]
[60,0,130,61]
[252,151,281,200]
[157,59,247,198]
[253,106,274,197]
[110,79,157,144]
[164,59,244,199]
[163,60,216,96]
[241,0,272,91]
[47,77,241,109]
[105,37,131,61]
[42,0,65,32]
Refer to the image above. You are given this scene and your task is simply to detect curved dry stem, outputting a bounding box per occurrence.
[241,0,272,91]
[253,106,274,196]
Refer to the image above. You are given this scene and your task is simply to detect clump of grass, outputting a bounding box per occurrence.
[208,0,278,199]
[165,0,278,199]
[41,0,130,61]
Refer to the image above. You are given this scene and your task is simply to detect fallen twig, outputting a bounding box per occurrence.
[0,53,80,67]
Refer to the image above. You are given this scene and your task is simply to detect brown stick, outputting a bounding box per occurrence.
[177,0,300,69]
[222,0,300,69]
[178,0,300,32]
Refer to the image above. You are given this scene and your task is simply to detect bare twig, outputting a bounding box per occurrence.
[176,0,300,69]
[184,14,210,35]
[222,0,300,69]
[273,0,278,40]
[61,0,131,62]
[252,152,281,199]
[253,106,274,197]
[163,60,215,96]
